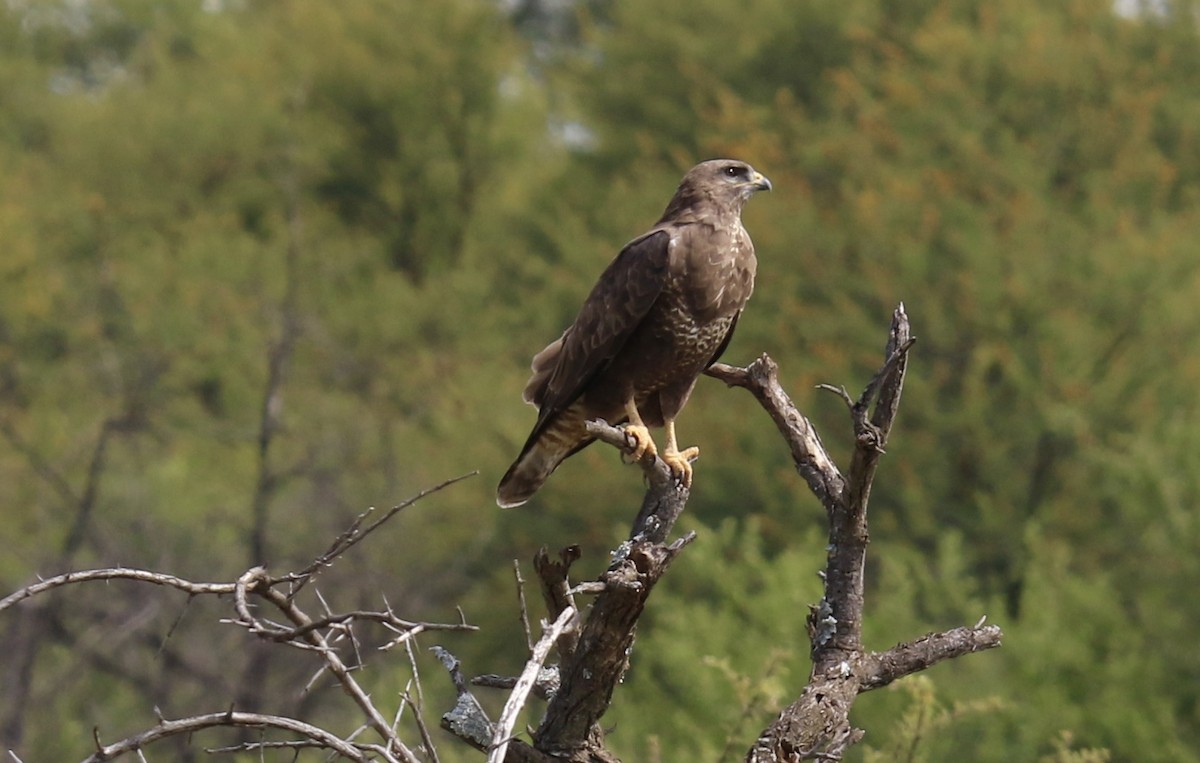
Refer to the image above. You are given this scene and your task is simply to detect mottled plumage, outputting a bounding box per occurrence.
[497,159,771,508]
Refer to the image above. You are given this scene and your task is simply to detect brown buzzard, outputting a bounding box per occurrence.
[496,159,771,508]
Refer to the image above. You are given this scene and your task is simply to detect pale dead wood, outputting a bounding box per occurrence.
[489,607,576,763]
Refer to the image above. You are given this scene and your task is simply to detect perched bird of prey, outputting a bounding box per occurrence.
[496,159,771,508]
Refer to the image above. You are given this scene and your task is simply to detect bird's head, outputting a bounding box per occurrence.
[715,159,773,196]
[663,159,772,221]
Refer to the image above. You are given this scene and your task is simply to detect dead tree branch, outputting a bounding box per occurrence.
[584,419,691,542]
[224,563,425,763]
[0,569,235,615]
[530,422,698,761]
[709,304,1003,761]
[439,421,696,762]
[4,306,1003,763]
[533,545,582,660]
[489,607,576,763]
[859,623,1005,692]
[283,470,479,596]
[80,711,386,763]
[704,360,845,509]
[2,478,476,762]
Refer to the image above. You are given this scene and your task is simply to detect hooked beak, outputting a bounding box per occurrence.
[749,171,772,192]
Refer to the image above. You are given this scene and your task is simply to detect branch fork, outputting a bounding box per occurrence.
[712,304,1002,760]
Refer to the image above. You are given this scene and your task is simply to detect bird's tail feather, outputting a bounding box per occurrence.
[496,410,591,508]
[496,442,563,508]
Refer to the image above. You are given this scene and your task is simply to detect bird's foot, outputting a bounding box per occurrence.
[621,423,658,463]
[662,446,699,488]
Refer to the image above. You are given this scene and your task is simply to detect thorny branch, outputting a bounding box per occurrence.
[235,567,423,762]
[1,477,477,762]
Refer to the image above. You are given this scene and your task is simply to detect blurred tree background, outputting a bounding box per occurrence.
[1,0,1198,760]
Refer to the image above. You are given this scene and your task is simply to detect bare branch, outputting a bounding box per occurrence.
[230,601,475,644]
[2,474,478,761]
[464,419,702,761]
[535,535,692,757]
[0,568,235,615]
[434,646,494,751]
[404,690,441,763]
[716,306,1002,762]
[400,640,440,763]
[514,559,534,652]
[79,711,386,763]
[583,419,689,542]
[470,668,560,702]
[7,561,440,759]
[205,739,392,755]
[706,358,846,509]
[285,470,479,595]
[860,624,1004,692]
[489,607,575,763]
[381,622,431,652]
[243,569,423,763]
[845,304,914,516]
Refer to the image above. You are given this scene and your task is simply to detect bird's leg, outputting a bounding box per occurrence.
[621,399,657,462]
[662,419,699,488]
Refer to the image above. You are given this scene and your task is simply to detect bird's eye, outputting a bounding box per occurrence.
[724,166,741,178]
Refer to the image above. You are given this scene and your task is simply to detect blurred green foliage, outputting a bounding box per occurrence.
[1,0,1198,760]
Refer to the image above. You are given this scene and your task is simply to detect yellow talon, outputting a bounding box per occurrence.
[662,446,699,487]
[622,423,657,462]
[622,400,658,463]
[662,419,698,487]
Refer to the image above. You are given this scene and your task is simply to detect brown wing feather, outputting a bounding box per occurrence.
[526,229,672,440]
